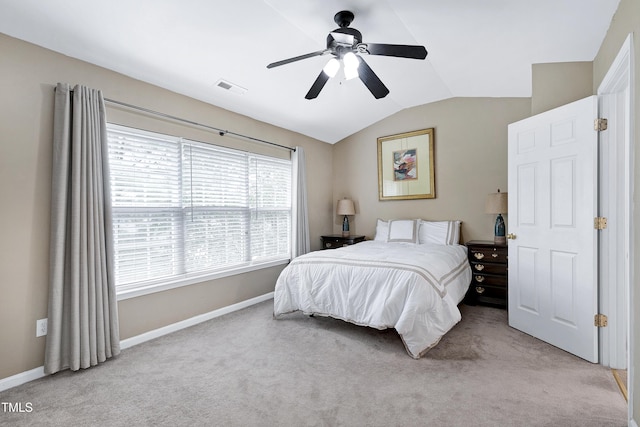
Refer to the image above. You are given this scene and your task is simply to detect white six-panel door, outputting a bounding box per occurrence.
[508,96,599,363]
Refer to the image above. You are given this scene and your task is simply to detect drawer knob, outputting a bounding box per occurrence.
[475,286,486,294]
[474,264,485,271]
[473,253,485,260]
[491,253,499,258]
[475,275,485,283]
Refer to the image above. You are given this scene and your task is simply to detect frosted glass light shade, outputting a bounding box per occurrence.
[343,52,359,80]
[323,58,340,78]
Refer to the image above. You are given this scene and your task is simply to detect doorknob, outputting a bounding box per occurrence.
[507,233,516,240]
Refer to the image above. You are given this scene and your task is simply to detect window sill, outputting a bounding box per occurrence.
[116,258,290,301]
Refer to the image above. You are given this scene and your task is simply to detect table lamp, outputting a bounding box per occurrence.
[336,198,356,237]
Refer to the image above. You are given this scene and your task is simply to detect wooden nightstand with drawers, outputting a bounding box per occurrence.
[464,240,508,308]
[320,235,365,249]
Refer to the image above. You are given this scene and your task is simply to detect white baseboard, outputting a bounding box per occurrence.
[120,292,273,349]
[0,366,46,393]
[630,419,638,427]
[0,292,274,392]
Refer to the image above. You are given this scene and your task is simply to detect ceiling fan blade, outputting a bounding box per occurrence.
[267,50,330,69]
[361,43,427,60]
[305,71,330,99]
[357,56,389,99]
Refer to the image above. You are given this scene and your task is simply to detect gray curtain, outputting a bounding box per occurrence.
[291,146,310,257]
[45,83,120,374]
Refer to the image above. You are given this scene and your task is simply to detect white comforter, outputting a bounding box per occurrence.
[273,241,471,358]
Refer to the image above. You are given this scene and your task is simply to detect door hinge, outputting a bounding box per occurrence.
[594,217,608,230]
[594,314,608,327]
[594,118,608,131]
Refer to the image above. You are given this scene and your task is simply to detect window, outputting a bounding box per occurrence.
[106,124,291,295]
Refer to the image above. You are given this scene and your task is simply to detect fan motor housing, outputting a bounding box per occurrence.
[327,27,362,51]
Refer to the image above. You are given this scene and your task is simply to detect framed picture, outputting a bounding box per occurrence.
[377,128,435,200]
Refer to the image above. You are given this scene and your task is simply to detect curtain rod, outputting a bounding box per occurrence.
[102,97,295,152]
[58,86,293,152]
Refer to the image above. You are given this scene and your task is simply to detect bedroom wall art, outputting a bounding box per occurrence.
[377,128,435,200]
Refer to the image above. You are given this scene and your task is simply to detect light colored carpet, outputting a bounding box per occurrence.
[0,301,627,426]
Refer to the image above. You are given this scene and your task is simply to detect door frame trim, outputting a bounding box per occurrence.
[596,32,634,422]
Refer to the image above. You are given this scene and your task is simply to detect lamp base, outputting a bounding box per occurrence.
[494,213,506,246]
[342,215,350,237]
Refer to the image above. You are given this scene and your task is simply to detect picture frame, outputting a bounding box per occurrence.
[377,128,435,200]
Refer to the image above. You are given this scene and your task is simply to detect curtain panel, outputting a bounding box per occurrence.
[45,83,120,374]
[292,146,310,257]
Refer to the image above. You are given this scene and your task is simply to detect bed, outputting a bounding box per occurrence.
[273,219,472,359]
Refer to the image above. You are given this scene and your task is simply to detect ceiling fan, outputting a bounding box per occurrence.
[267,10,428,100]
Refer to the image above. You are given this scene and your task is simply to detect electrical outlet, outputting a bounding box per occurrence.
[36,318,47,337]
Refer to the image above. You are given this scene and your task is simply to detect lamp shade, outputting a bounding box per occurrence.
[485,190,508,214]
[336,199,356,216]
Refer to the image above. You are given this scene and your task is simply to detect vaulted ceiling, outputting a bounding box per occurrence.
[0,0,620,143]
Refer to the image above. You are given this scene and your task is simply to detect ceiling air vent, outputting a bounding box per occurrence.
[215,79,247,95]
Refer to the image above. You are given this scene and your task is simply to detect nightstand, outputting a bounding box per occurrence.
[464,240,508,308]
[321,234,365,249]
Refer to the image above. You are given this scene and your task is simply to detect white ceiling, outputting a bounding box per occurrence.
[0,0,620,144]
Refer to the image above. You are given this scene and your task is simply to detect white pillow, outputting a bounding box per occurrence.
[374,219,389,241]
[387,219,418,243]
[418,220,461,245]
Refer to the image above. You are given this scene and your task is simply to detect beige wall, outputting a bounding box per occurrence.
[0,33,334,380]
[531,61,593,115]
[592,0,640,421]
[332,97,531,242]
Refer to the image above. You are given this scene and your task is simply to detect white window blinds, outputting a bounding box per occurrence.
[106,124,291,292]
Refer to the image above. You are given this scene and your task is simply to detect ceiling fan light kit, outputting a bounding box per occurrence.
[267,10,428,100]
